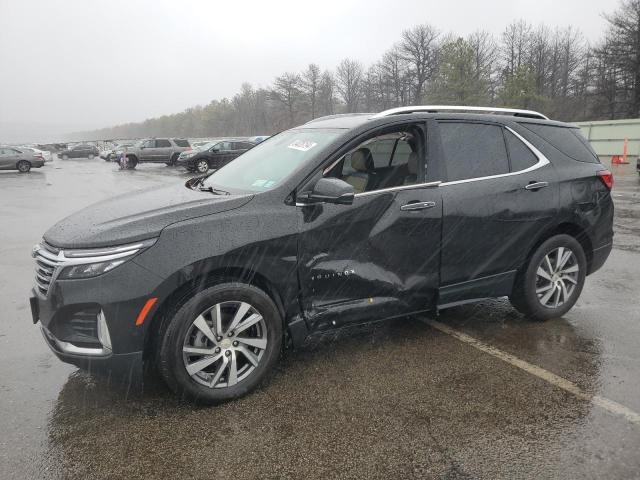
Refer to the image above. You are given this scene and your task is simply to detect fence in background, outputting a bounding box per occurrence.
[574,118,640,162]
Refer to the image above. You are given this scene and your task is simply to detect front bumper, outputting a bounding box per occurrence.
[175,157,198,168]
[29,254,164,369]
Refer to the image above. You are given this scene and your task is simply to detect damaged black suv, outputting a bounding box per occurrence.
[30,106,614,403]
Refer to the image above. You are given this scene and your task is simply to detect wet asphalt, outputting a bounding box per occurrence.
[0,158,639,479]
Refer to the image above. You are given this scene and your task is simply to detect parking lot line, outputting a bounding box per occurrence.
[422,318,640,426]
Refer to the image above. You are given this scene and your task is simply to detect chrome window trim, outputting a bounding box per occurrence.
[439,126,549,187]
[354,181,442,198]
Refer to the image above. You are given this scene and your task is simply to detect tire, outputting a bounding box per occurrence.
[167,153,179,166]
[61,154,69,160]
[195,159,209,173]
[158,282,283,404]
[17,160,31,173]
[88,154,94,160]
[510,234,587,321]
[126,156,138,169]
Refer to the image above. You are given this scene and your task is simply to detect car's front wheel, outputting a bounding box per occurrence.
[88,154,94,160]
[158,283,282,403]
[510,234,586,321]
[195,159,209,173]
[61,154,69,160]
[17,160,31,173]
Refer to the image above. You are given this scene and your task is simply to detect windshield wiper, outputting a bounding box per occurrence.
[198,185,230,195]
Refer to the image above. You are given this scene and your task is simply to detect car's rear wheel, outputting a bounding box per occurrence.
[195,159,209,173]
[158,283,282,404]
[88,154,94,160]
[167,153,179,166]
[510,234,586,321]
[61,154,68,160]
[126,156,138,169]
[17,160,31,173]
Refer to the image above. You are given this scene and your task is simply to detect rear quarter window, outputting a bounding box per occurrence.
[173,139,190,147]
[522,123,599,163]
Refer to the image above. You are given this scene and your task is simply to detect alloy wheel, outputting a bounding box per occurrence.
[196,160,209,173]
[182,301,267,388]
[535,246,579,308]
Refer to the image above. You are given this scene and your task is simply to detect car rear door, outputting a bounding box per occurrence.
[155,139,173,162]
[0,148,17,168]
[297,121,443,331]
[435,120,559,306]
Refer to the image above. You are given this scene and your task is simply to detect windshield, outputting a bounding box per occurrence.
[201,129,341,193]
[200,141,219,150]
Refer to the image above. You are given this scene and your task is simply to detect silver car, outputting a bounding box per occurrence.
[0,146,46,172]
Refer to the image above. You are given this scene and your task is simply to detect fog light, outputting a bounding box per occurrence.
[97,311,112,351]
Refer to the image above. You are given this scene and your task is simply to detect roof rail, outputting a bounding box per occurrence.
[371,105,549,120]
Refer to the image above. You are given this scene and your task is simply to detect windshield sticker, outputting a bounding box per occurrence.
[287,140,317,152]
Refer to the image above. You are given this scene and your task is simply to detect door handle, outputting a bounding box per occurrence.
[524,181,549,190]
[400,201,436,211]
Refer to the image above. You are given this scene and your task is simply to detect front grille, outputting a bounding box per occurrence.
[33,243,62,296]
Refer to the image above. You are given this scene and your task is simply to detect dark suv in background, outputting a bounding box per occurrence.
[176,139,256,173]
[57,144,100,160]
[30,106,613,404]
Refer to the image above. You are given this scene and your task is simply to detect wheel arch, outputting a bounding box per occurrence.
[523,221,594,275]
[143,265,288,362]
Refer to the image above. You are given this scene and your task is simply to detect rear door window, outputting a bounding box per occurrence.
[173,139,190,147]
[505,130,538,171]
[156,139,172,148]
[438,122,510,181]
[521,123,599,163]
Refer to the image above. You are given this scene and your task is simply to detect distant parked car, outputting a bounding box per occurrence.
[249,135,270,144]
[123,138,191,168]
[0,146,45,172]
[101,142,137,161]
[636,156,639,176]
[57,144,100,160]
[176,139,255,173]
[19,146,53,163]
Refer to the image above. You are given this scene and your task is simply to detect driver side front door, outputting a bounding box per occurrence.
[296,121,443,332]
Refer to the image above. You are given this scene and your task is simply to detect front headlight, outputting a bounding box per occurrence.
[57,238,156,280]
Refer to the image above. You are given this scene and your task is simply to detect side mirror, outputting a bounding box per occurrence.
[306,178,355,205]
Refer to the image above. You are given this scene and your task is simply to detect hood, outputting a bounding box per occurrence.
[44,183,253,248]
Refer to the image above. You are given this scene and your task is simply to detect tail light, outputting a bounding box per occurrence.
[597,170,613,190]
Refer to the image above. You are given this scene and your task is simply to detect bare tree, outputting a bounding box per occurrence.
[336,58,363,112]
[318,70,336,115]
[501,20,532,78]
[400,24,440,103]
[270,72,302,127]
[379,47,411,107]
[302,63,321,120]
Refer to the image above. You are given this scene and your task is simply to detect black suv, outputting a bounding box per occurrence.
[176,139,256,173]
[57,144,100,160]
[30,106,613,403]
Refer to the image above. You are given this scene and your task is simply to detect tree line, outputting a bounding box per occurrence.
[74,0,640,141]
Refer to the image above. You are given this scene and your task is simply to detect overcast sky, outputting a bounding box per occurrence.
[0,0,611,142]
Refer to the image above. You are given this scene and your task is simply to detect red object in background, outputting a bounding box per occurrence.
[612,155,622,165]
[597,170,614,190]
